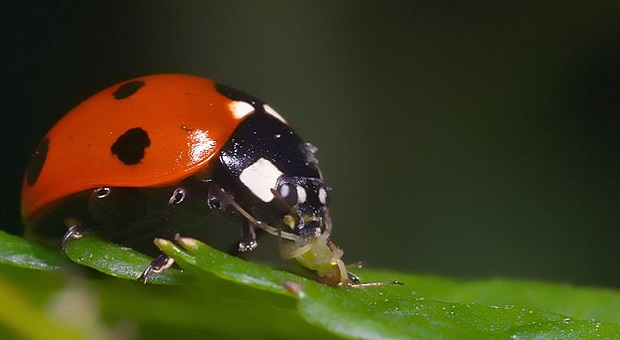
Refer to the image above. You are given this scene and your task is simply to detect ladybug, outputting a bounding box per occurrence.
[21,74,372,287]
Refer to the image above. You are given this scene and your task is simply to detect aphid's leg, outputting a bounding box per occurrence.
[61,217,89,250]
[346,261,364,270]
[323,241,403,288]
[277,231,313,260]
[348,279,404,288]
[328,245,350,286]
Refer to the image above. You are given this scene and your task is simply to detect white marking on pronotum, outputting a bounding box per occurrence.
[229,101,254,119]
[296,185,307,204]
[239,158,283,202]
[264,104,287,123]
[318,187,327,205]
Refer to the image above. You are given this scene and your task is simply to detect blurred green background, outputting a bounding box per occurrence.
[2,1,619,287]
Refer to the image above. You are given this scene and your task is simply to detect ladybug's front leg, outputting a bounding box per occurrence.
[207,184,261,253]
[238,221,257,252]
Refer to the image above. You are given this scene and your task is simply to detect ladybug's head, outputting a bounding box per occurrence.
[215,106,333,240]
[272,176,331,240]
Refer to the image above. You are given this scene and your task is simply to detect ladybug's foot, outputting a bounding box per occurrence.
[238,222,257,252]
[61,217,89,251]
[138,254,175,284]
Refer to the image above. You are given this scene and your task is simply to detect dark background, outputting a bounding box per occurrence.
[2,1,619,287]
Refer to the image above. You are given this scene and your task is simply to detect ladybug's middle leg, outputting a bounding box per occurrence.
[137,186,189,283]
[138,253,175,284]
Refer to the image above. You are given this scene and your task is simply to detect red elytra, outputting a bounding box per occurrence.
[22,74,242,224]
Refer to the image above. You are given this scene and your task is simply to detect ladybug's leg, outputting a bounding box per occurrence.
[207,185,261,252]
[162,187,187,236]
[208,185,300,240]
[207,185,300,254]
[60,187,110,250]
[138,254,175,284]
[138,187,187,283]
[61,217,90,250]
[238,221,258,252]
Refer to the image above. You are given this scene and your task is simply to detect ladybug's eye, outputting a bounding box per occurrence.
[278,183,298,206]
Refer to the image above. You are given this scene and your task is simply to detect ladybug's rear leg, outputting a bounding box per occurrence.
[61,217,89,250]
[60,187,110,250]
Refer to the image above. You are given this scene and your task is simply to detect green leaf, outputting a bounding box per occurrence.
[1,232,620,339]
[63,233,185,285]
[155,236,620,339]
[0,229,68,270]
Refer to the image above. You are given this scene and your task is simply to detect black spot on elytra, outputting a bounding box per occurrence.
[111,127,151,165]
[26,138,49,186]
[113,81,145,100]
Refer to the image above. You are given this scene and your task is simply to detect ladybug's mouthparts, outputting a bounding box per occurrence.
[283,212,326,239]
[296,219,324,239]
